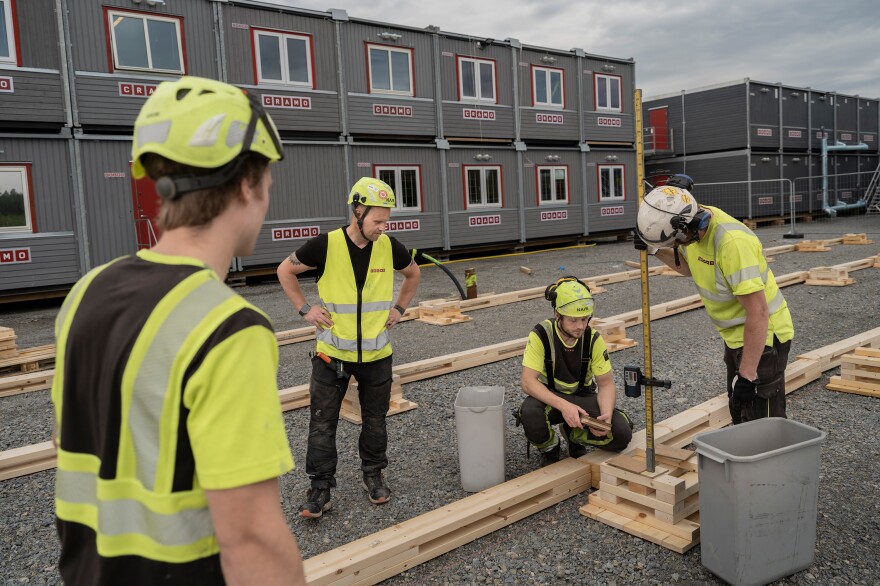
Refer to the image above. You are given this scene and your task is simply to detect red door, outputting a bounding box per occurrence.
[648,107,669,150]
[131,173,162,250]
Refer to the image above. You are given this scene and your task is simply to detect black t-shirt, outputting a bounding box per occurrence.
[295,227,412,285]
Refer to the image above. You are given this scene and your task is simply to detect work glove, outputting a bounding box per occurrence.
[631,231,658,256]
[730,373,760,403]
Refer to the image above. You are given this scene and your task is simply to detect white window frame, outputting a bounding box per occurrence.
[374,165,422,211]
[366,43,414,97]
[253,28,314,88]
[457,56,496,103]
[532,65,564,109]
[536,165,569,205]
[595,73,622,113]
[0,0,16,65]
[464,165,502,209]
[107,9,184,75]
[598,164,626,201]
[0,165,33,233]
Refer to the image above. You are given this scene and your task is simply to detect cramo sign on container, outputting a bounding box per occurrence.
[468,215,501,227]
[599,206,624,217]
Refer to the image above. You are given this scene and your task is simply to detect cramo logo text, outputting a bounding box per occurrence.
[370,268,386,273]
[698,257,715,266]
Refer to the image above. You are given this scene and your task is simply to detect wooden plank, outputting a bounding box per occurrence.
[303,458,590,585]
[653,444,695,462]
[0,369,55,398]
[827,378,880,398]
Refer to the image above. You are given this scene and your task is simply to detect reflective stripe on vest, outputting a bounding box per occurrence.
[315,229,394,362]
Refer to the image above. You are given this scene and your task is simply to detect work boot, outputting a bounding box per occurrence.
[363,472,391,504]
[568,442,588,459]
[539,442,561,467]
[298,487,332,519]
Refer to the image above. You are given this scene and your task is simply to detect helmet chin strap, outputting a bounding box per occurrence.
[353,204,371,241]
[556,316,583,341]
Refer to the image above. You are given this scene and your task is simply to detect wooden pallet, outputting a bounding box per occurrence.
[827,347,880,398]
[843,233,874,245]
[417,301,473,326]
[742,216,785,229]
[805,266,855,286]
[796,240,830,252]
[303,458,591,586]
[339,374,417,424]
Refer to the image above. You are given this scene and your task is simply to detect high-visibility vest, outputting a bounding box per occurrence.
[315,228,394,362]
[680,206,794,348]
[52,254,281,566]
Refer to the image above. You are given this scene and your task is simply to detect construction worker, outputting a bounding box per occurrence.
[518,277,633,466]
[634,175,794,424]
[50,77,305,585]
[277,177,420,519]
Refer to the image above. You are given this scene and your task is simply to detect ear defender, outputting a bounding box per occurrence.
[155,176,178,200]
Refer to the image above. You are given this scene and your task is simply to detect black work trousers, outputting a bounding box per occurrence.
[305,354,393,489]
[519,390,632,453]
[724,336,791,425]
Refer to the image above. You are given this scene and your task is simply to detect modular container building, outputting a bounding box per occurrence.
[521,147,584,240]
[586,148,638,232]
[835,94,860,147]
[517,44,580,144]
[780,85,810,152]
[809,89,835,151]
[582,55,635,146]
[781,154,813,214]
[857,97,878,151]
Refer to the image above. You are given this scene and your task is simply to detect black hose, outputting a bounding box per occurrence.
[412,249,467,300]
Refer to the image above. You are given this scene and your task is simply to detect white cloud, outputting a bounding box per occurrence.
[259,0,880,98]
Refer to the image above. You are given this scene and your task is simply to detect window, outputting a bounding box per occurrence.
[367,43,413,96]
[375,166,422,211]
[598,165,625,201]
[537,166,568,205]
[253,28,314,87]
[532,65,564,108]
[0,165,34,233]
[464,166,502,208]
[457,56,495,102]
[0,0,17,65]
[595,73,622,112]
[106,9,184,74]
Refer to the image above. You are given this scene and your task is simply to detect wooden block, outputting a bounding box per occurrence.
[581,496,700,553]
[654,444,695,462]
[827,377,880,398]
[519,266,533,275]
[796,240,830,252]
[842,233,873,245]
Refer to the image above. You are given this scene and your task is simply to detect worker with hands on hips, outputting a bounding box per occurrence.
[634,174,794,424]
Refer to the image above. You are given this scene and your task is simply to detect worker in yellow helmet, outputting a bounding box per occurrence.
[634,176,794,424]
[517,277,633,467]
[51,76,304,585]
[277,176,420,518]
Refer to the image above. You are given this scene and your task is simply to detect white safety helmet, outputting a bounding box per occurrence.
[636,185,708,247]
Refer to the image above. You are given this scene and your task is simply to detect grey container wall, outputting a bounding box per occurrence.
[69,0,218,129]
[0,0,66,129]
[77,138,142,266]
[242,142,348,269]
[585,149,637,231]
[781,154,812,214]
[582,56,635,145]
[835,94,859,145]
[809,90,835,150]
[517,49,579,143]
[646,150,784,218]
[521,149,583,239]
[349,144,443,250]
[781,86,810,151]
[651,83,745,157]
[747,81,781,150]
[222,5,341,136]
[438,37,515,141]
[0,135,80,292]
[445,147,521,247]
[858,98,878,151]
[341,21,436,138]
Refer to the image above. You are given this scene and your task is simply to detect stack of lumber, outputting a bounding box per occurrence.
[0,327,17,359]
[417,300,473,326]
[340,374,417,424]
[796,240,830,252]
[805,266,854,286]
[591,318,638,351]
[827,347,880,398]
[842,233,874,245]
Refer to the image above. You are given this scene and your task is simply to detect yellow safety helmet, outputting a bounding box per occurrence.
[131,76,283,198]
[545,277,594,317]
[347,177,396,208]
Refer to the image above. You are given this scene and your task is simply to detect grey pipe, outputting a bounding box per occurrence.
[821,137,869,216]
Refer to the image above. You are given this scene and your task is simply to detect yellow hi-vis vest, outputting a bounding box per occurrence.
[680,206,794,349]
[315,228,394,363]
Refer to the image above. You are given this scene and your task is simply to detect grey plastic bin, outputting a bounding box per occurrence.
[693,418,827,586]
[454,386,506,492]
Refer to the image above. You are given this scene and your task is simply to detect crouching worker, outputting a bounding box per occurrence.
[517,277,632,466]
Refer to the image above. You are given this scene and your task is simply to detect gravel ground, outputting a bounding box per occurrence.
[1,214,879,585]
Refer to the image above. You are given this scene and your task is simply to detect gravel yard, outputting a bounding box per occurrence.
[1,215,879,585]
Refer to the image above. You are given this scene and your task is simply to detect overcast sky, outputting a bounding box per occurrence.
[260,0,880,99]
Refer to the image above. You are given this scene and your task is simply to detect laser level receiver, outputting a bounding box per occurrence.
[623,366,672,398]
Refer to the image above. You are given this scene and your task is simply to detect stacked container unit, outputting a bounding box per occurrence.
[0,0,80,294]
[858,97,879,151]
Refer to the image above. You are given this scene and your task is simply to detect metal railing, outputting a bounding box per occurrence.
[643,126,674,155]
[793,171,877,215]
[864,162,880,215]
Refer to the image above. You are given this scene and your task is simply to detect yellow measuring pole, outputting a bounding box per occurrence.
[634,89,656,472]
